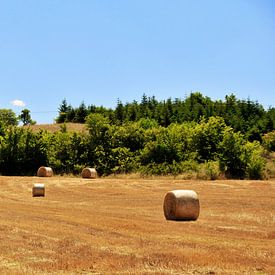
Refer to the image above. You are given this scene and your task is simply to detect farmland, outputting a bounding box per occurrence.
[23,123,87,133]
[0,176,274,274]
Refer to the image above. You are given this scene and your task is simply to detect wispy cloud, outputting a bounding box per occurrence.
[11,99,26,107]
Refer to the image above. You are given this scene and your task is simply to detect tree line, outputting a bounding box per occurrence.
[1,113,274,179]
[0,92,274,178]
[56,92,275,142]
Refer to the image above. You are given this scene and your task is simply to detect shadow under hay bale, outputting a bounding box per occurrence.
[163,190,200,221]
[81,168,97,179]
[32,183,45,197]
[37,166,53,177]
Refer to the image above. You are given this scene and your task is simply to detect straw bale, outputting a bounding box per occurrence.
[32,183,45,197]
[163,190,200,221]
[81,168,97,179]
[37,166,53,177]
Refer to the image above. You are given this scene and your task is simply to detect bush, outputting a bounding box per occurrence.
[243,141,266,179]
[218,129,246,179]
[192,117,227,162]
[0,115,268,178]
[262,131,275,152]
[0,127,47,175]
[197,161,220,180]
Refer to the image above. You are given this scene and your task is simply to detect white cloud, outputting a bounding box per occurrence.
[11,99,26,107]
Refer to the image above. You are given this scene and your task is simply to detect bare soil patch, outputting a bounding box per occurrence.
[0,177,274,274]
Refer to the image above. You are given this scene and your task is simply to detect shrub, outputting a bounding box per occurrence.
[243,141,266,179]
[218,129,246,179]
[262,131,275,152]
[197,161,220,180]
[192,116,227,162]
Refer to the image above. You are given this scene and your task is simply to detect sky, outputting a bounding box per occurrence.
[0,0,274,124]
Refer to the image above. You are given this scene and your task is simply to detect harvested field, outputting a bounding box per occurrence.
[0,176,274,274]
[23,123,87,133]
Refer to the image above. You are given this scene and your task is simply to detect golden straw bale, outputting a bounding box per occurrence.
[37,166,53,177]
[32,183,45,197]
[163,190,200,221]
[81,168,97,179]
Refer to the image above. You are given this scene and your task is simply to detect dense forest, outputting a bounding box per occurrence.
[56,92,275,142]
[0,92,275,179]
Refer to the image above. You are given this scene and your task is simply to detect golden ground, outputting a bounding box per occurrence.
[23,123,87,133]
[0,176,274,274]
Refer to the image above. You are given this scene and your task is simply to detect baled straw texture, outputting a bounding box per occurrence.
[37,166,53,177]
[32,183,45,197]
[81,168,97,179]
[163,190,200,221]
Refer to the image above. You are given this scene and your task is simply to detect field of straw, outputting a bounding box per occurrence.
[23,123,87,133]
[0,176,274,274]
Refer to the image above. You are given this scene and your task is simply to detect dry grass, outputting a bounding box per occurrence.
[23,123,87,133]
[0,176,274,274]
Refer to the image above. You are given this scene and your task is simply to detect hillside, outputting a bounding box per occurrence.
[23,123,87,133]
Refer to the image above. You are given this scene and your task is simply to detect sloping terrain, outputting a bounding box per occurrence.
[23,123,87,133]
[0,177,274,274]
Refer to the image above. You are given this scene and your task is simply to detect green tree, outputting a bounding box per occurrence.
[192,117,227,162]
[18,109,36,125]
[262,131,275,151]
[75,102,88,123]
[218,129,246,178]
[0,109,18,126]
[115,99,125,124]
[56,99,69,123]
[242,141,265,179]
[0,127,47,175]
[85,113,112,175]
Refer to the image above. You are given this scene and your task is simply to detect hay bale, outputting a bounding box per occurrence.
[163,190,200,221]
[32,183,45,197]
[37,166,53,177]
[81,168,97,179]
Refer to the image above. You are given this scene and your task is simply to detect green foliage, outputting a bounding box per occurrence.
[0,109,269,179]
[197,161,220,180]
[55,93,274,141]
[109,123,146,153]
[137,118,158,129]
[192,117,227,162]
[0,127,47,175]
[242,141,266,179]
[86,113,110,139]
[139,161,182,176]
[75,102,88,123]
[56,99,69,123]
[109,147,134,174]
[45,131,90,175]
[0,109,18,127]
[18,109,36,125]
[262,131,275,151]
[218,129,246,178]
[218,129,266,179]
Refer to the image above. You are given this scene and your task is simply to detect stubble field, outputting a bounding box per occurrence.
[0,176,274,274]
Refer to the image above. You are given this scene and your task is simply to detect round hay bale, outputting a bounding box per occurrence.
[37,166,53,177]
[163,190,200,221]
[81,168,97,179]
[32,183,45,197]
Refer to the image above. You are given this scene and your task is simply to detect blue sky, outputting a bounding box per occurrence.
[0,0,274,123]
